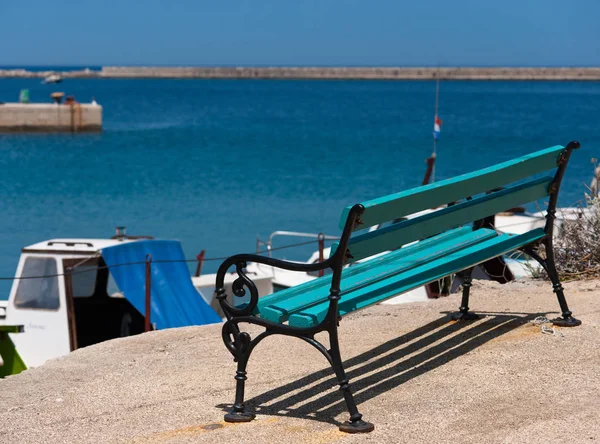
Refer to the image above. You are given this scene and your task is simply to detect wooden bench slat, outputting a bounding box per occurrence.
[346,175,553,262]
[339,145,564,230]
[288,228,546,328]
[259,227,498,323]
[256,225,476,316]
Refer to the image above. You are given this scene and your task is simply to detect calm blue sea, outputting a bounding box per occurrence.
[1,78,599,298]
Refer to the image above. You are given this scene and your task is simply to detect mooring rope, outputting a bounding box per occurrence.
[530,316,565,337]
[0,238,328,281]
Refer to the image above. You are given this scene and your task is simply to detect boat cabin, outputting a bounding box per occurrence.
[2,237,146,368]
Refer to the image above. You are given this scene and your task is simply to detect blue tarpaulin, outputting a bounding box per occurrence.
[101,240,221,330]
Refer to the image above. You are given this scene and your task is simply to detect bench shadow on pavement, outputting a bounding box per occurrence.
[217,311,550,427]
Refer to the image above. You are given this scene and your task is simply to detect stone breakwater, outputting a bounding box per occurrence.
[1,66,600,80]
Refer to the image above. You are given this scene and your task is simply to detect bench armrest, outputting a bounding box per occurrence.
[219,253,331,278]
[216,204,364,319]
[216,253,333,318]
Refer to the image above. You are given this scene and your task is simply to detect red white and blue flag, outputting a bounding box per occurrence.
[433,115,442,140]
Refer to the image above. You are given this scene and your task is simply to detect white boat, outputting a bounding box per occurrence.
[42,74,62,84]
[193,202,588,311]
[0,237,143,369]
[192,223,444,311]
[248,228,433,304]
[494,207,589,235]
[0,229,220,372]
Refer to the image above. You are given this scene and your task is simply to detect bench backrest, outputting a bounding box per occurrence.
[336,144,574,263]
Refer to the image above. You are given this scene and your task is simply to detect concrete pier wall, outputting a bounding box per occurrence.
[1,66,600,81]
[0,104,102,133]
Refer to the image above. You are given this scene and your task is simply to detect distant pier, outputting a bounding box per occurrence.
[1,66,600,81]
[0,103,102,133]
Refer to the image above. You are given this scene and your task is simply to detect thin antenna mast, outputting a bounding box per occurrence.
[432,77,440,182]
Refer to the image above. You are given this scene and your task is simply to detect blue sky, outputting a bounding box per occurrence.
[1,0,598,66]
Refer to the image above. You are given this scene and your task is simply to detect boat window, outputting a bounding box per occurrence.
[14,257,60,310]
[107,273,123,298]
[71,265,98,298]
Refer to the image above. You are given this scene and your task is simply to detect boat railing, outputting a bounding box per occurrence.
[257,231,339,257]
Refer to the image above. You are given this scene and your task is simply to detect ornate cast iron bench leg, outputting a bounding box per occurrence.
[224,325,256,423]
[451,267,480,321]
[522,241,581,327]
[542,238,582,327]
[327,325,374,433]
[542,140,582,327]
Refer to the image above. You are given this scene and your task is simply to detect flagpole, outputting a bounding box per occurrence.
[432,78,440,182]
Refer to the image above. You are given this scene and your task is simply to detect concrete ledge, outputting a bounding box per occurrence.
[0,279,598,443]
[0,103,102,133]
[0,125,101,133]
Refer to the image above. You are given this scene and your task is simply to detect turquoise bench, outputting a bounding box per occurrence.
[215,141,582,433]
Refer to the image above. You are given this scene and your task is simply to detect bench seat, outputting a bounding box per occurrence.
[258,226,545,328]
[257,225,483,322]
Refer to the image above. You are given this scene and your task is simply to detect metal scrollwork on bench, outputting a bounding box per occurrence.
[215,253,336,319]
[221,320,251,361]
[222,260,259,318]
